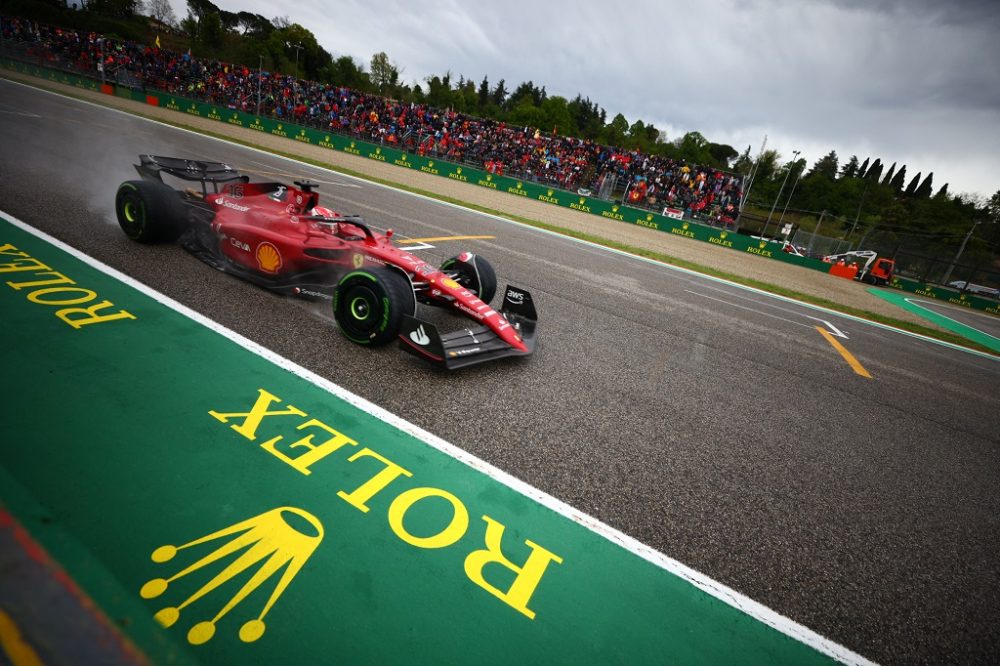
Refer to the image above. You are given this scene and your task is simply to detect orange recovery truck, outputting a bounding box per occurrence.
[823,250,895,286]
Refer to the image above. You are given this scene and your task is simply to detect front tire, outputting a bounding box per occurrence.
[115,179,185,243]
[440,253,497,304]
[332,267,415,346]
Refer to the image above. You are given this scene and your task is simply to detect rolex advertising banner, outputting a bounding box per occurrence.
[0,215,846,664]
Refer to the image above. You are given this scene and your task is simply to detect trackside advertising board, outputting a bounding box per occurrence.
[0,214,865,664]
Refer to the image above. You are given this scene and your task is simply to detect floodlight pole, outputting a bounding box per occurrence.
[941,219,982,285]
[761,150,799,239]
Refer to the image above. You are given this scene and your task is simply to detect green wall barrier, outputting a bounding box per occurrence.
[888,277,1000,314]
[5,60,998,316]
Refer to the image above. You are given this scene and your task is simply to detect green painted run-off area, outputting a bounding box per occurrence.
[0,215,849,664]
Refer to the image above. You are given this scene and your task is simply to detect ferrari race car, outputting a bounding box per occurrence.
[114,155,536,369]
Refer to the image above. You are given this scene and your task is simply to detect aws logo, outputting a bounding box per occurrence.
[141,507,324,645]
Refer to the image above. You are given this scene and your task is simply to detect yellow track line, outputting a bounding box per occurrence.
[398,235,496,244]
[0,610,44,666]
[815,326,873,378]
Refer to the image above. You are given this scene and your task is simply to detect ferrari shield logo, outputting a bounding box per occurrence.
[352,253,364,269]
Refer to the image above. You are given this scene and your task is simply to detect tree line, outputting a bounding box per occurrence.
[6,0,999,267]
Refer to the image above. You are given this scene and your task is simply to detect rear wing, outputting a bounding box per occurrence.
[134,154,248,195]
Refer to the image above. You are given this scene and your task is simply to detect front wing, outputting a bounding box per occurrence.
[398,285,537,369]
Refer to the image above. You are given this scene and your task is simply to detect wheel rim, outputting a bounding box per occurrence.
[349,296,370,320]
[339,284,381,336]
[124,200,139,223]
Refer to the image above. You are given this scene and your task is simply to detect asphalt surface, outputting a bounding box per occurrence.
[2,78,999,664]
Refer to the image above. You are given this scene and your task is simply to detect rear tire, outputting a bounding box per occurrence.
[332,267,415,346]
[115,179,185,243]
[440,253,497,304]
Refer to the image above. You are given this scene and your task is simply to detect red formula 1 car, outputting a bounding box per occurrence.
[114,155,536,369]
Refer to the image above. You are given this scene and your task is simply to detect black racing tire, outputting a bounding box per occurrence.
[440,253,497,304]
[332,267,415,346]
[115,179,185,243]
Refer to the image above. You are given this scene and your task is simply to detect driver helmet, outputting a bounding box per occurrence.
[311,205,337,219]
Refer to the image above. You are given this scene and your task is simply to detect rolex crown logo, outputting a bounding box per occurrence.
[141,507,324,645]
[682,222,688,229]
[612,205,619,212]
[486,175,492,181]
[376,147,381,154]
[759,242,767,248]
[456,167,462,174]
[647,215,654,221]
[547,189,553,196]
[516,182,522,189]
[579,197,585,204]
[720,232,728,239]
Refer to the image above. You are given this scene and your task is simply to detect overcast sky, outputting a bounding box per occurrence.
[169,0,1000,199]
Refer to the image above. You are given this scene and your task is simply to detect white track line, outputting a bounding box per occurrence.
[1,77,882,663]
[2,208,871,666]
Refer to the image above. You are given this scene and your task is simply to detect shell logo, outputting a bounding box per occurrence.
[256,243,282,273]
[352,253,364,269]
[441,278,461,289]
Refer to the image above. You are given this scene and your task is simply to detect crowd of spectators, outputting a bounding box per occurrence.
[2,17,743,224]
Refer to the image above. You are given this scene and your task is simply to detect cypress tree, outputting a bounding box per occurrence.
[881,162,896,185]
[857,157,870,178]
[904,172,921,196]
[866,159,883,182]
[934,183,950,200]
[915,172,934,198]
[889,165,907,191]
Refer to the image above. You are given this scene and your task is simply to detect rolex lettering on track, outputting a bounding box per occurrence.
[0,213,865,665]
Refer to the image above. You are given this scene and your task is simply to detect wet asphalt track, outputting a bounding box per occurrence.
[1,78,999,664]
